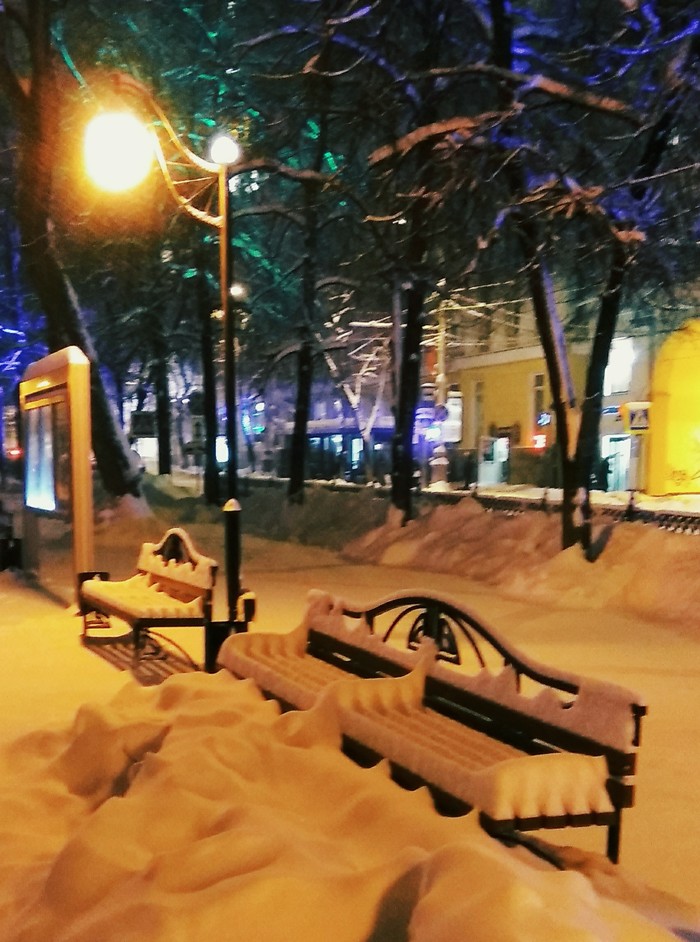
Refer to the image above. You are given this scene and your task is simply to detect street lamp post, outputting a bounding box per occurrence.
[210,133,243,621]
[84,93,246,637]
[217,159,242,620]
[219,163,237,505]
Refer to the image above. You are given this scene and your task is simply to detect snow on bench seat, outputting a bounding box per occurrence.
[318,668,614,823]
[220,625,351,710]
[221,629,613,825]
[80,572,205,623]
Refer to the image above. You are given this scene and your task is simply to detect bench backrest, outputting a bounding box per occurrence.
[302,591,646,775]
[137,528,218,598]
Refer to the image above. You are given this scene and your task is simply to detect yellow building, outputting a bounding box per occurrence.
[647,319,700,495]
[451,345,589,486]
[450,334,655,489]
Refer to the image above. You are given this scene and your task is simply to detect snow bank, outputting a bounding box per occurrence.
[0,672,679,941]
[343,499,700,632]
[134,475,700,635]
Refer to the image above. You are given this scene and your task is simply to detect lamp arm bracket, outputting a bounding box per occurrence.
[153,143,222,229]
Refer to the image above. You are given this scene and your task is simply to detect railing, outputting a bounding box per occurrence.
[471,488,700,534]
[245,475,700,534]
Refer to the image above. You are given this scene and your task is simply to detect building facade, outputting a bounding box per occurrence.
[448,315,657,492]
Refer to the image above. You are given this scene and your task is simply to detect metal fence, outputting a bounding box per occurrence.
[470,489,700,535]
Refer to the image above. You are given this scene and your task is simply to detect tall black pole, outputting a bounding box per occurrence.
[219,165,241,621]
[196,239,220,504]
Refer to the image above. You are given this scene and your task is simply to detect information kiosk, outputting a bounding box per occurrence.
[19,347,94,600]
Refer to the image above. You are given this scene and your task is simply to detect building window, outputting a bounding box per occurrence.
[477,310,492,352]
[505,309,520,347]
[533,372,545,418]
[604,337,634,396]
[473,380,484,448]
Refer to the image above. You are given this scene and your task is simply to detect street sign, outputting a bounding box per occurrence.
[629,408,649,430]
[620,401,651,434]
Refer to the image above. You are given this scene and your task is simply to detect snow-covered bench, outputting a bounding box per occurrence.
[78,528,219,671]
[219,590,646,863]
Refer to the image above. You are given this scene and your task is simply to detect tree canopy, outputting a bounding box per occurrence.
[0,0,698,541]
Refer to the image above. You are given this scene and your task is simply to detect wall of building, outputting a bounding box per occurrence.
[452,345,590,485]
[450,336,659,490]
[647,319,700,495]
[456,348,549,452]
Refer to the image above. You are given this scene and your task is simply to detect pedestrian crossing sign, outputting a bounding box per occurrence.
[620,401,651,434]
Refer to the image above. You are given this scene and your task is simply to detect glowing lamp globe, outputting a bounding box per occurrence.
[209,133,241,167]
[84,112,154,192]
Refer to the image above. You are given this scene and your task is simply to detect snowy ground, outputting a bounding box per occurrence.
[0,477,699,940]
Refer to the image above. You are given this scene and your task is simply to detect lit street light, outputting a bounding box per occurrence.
[83,112,154,191]
[84,86,246,640]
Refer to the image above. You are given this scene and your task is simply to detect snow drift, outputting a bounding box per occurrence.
[0,671,682,941]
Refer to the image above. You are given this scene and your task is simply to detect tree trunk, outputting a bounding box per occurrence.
[391,279,426,521]
[196,248,220,503]
[287,337,313,502]
[386,4,440,521]
[19,223,144,497]
[574,240,627,548]
[113,369,126,429]
[285,37,329,502]
[490,0,581,550]
[153,352,172,476]
[517,219,580,549]
[9,0,142,498]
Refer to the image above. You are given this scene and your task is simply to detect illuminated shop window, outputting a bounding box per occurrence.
[604,338,634,396]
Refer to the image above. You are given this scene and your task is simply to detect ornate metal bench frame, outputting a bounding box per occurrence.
[78,528,222,671]
[223,591,646,863]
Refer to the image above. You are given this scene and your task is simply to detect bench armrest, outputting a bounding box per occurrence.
[77,571,110,586]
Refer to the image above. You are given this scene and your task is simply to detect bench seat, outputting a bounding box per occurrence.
[80,573,205,623]
[322,672,614,822]
[221,626,354,710]
[222,629,614,825]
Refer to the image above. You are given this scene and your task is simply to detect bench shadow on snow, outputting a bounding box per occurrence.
[81,630,200,686]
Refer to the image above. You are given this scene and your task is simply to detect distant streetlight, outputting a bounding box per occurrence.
[210,133,242,167]
[84,94,245,630]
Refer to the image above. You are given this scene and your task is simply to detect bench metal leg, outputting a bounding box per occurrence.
[606,812,621,863]
[81,609,111,638]
[478,816,567,869]
[205,621,232,673]
[132,624,145,668]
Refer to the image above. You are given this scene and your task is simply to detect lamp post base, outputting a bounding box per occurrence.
[223,497,242,621]
[205,619,248,673]
[207,500,256,673]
